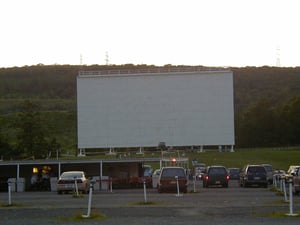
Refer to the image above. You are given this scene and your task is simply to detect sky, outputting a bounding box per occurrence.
[0,0,299,68]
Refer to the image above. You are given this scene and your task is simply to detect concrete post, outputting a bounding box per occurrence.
[143,179,147,203]
[175,176,182,197]
[74,177,79,196]
[7,181,12,206]
[82,183,94,218]
[286,176,298,216]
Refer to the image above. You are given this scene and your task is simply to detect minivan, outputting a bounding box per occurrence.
[240,165,268,188]
[203,166,229,188]
[157,167,188,193]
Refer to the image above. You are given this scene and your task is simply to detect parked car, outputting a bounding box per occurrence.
[240,165,268,188]
[227,168,241,180]
[273,169,286,176]
[273,169,286,182]
[191,163,206,180]
[143,165,153,177]
[142,165,153,187]
[203,166,229,188]
[57,171,90,194]
[152,169,161,176]
[157,167,188,193]
[292,167,300,195]
[262,164,274,184]
[287,165,300,175]
[152,169,161,188]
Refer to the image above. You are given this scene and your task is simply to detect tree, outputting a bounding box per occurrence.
[236,95,300,148]
[0,114,12,159]
[236,99,277,147]
[0,129,11,159]
[47,137,61,159]
[15,100,48,159]
[275,96,300,146]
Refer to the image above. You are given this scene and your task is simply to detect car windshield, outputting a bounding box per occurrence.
[195,168,202,173]
[248,167,265,173]
[61,172,83,179]
[161,168,186,178]
[209,167,226,175]
[263,166,273,172]
[229,169,239,173]
[194,166,205,172]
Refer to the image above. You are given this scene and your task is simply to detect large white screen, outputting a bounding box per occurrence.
[77,70,234,149]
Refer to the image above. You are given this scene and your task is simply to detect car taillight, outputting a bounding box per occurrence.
[205,175,209,180]
[226,175,230,180]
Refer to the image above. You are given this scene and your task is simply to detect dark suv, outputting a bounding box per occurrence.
[203,166,229,188]
[240,165,268,188]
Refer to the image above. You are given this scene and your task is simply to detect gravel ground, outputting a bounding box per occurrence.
[1,181,299,225]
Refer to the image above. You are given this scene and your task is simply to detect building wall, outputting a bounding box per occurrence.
[0,160,146,191]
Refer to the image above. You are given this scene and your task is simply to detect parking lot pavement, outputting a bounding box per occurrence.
[0,180,299,225]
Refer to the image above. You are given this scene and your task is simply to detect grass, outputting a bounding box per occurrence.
[56,148,299,172]
[72,193,84,198]
[120,148,299,171]
[58,211,107,222]
[127,201,169,206]
[0,202,25,208]
[254,211,300,218]
[269,186,285,196]
[184,148,299,170]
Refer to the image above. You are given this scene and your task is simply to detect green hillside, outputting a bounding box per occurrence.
[0,65,299,159]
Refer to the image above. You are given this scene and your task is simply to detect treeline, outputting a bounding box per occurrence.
[0,65,299,159]
[1,65,299,112]
[231,66,300,147]
[235,96,299,147]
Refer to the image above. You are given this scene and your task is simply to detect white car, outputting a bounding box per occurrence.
[287,165,300,175]
[292,167,300,195]
[57,171,90,194]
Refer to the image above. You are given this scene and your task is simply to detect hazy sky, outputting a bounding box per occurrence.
[1,0,299,68]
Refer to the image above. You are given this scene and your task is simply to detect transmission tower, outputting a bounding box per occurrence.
[276,47,281,67]
[105,51,109,65]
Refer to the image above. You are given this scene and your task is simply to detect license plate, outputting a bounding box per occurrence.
[170,181,177,184]
[215,181,221,184]
[254,177,261,180]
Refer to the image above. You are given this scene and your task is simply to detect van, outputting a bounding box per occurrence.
[203,166,229,188]
[157,167,188,193]
[240,165,268,188]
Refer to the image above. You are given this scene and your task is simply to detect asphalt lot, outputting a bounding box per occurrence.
[0,180,299,225]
